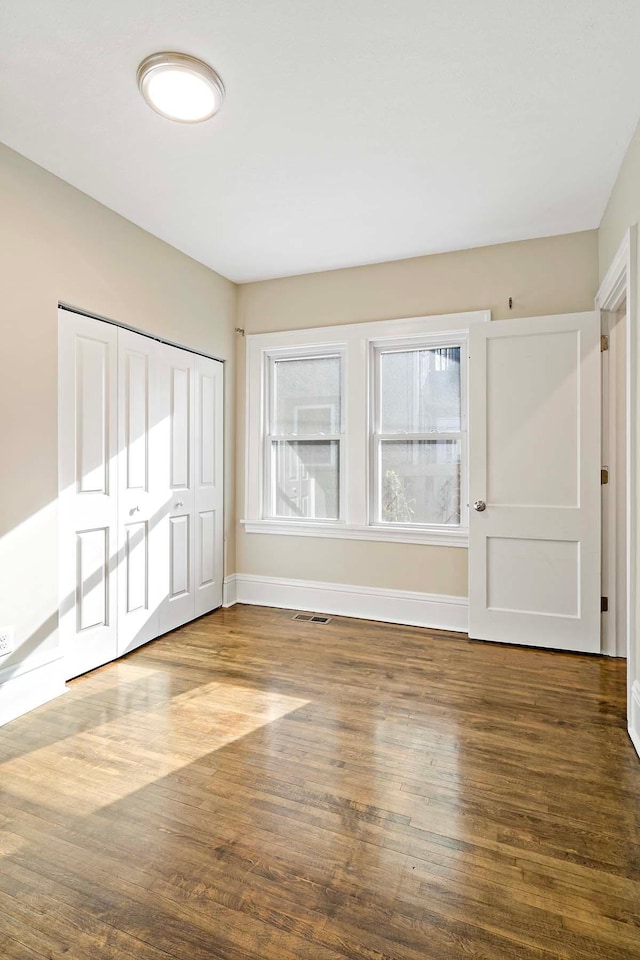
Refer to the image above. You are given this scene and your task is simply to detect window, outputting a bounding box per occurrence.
[245,311,487,545]
[372,340,466,528]
[266,352,343,521]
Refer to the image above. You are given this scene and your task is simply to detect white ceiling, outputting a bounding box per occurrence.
[1,1,640,282]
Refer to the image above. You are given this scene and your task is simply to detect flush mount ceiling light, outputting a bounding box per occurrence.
[137,52,225,123]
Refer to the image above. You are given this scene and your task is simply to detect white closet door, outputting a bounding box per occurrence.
[58,310,118,679]
[116,328,162,655]
[194,355,224,616]
[158,344,196,633]
[60,311,225,672]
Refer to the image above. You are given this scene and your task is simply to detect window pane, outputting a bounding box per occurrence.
[380,347,461,433]
[271,441,339,520]
[379,440,460,525]
[273,356,341,435]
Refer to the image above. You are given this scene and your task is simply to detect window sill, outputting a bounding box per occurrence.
[240,519,469,547]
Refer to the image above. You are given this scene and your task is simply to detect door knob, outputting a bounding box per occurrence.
[175,500,184,508]
[473,500,487,512]
[129,506,140,515]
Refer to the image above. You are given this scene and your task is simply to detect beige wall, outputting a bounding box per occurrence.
[0,143,236,680]
[236,230,599,595]
[599,116,640,698]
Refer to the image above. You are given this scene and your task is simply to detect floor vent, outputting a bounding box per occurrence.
[292,613,332,623]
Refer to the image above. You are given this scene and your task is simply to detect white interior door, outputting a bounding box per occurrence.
[194,355,224,617]
[159,344,196,633]
[116,328,163,655]
[59,310,118,679]
[468,312,601,652]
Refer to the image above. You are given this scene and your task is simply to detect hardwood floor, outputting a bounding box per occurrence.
[1,604,640,959]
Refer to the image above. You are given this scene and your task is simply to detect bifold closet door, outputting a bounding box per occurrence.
[59,312,118,680]
[116,328,163,656]
[60,309,224,678]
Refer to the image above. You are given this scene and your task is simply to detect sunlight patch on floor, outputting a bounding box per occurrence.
[0,663,309,817]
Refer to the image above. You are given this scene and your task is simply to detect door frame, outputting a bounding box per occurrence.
[595,227,638,752]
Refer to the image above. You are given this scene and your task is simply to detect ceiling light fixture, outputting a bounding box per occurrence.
[137,52,225,123]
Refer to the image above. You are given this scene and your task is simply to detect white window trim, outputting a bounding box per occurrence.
[243,310,491,547]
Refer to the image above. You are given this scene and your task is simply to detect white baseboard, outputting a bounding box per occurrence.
[223,574,238,608]
[630,680,640,760]
[0,654,66,727]
[234,574,468,633]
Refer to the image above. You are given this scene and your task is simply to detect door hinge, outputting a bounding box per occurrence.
[601,467,609,485]
[601,596,609,613]
[601,335,609,352]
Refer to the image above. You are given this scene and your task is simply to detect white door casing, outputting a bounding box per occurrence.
[468,312,601,652]
[116,328,163,655]
[59,311,118,679]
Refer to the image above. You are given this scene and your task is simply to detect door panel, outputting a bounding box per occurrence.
[169,514,191,598]
[125,522,148,613]
[198,511,216,587]
[159,344,196,633]
[116,328,161,655]
[486,331,579,507]
[171,366,191,489]
[199,371,215,486]
[124,350,149,490]
[59,311,118,679]
[486,537,579,616]
[76,337,110,494]
[194,355,224,616]
[468,312,601,652]
[76,528,110,631]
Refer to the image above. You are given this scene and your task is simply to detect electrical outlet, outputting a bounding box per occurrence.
[0,627,14,657]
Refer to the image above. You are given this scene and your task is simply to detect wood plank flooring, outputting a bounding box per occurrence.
[1,603,640,959]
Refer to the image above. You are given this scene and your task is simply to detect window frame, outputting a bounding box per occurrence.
[243,310,490,546]
[369,333,469,531]
[263,345,346,523]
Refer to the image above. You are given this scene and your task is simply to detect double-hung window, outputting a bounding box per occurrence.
[265,350,344,521]
[245,311,485,545]
[371,337,467,529]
